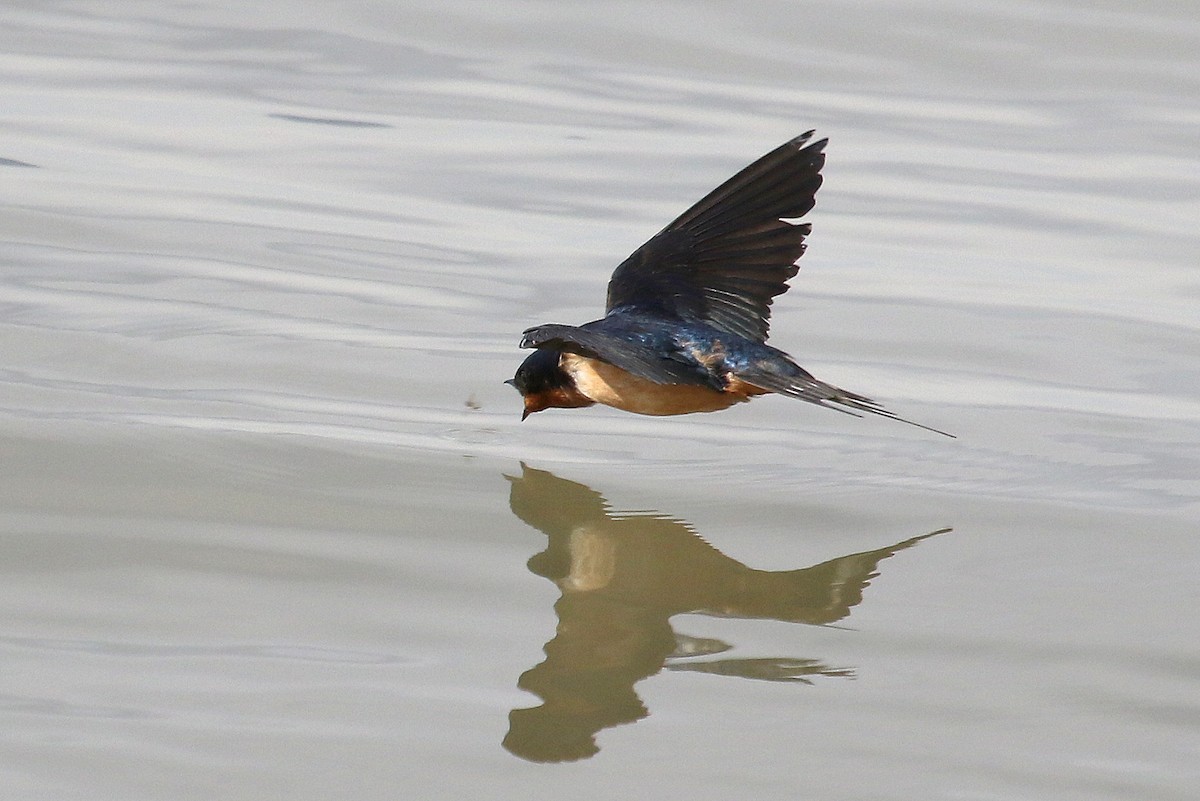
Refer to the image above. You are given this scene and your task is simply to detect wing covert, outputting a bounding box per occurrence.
[520,323,718,388]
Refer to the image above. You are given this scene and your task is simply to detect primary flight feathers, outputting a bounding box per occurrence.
[604,131,825,343]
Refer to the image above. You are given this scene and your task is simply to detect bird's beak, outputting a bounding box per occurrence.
[520,395,543,421]
[517,391,555,421]
[507,378,530,419]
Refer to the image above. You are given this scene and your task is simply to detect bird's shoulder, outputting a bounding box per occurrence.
[522,313,721,388]
[586,314,777,381]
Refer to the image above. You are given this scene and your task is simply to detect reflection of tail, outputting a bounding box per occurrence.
[700,529,951,625]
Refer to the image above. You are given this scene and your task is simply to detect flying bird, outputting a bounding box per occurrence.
[507,132,951,437]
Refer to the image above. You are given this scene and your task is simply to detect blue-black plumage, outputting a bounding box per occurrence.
[507,132,952,437]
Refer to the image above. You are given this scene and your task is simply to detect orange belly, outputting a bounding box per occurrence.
[560,354,761,416]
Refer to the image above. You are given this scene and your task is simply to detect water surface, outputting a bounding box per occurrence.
[2,1,1198,799]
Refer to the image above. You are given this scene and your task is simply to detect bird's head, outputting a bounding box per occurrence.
[505,349,592,420]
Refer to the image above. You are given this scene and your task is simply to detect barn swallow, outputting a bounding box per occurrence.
[507,131,951,436]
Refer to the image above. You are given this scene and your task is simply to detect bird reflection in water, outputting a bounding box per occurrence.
[503,463,949,763]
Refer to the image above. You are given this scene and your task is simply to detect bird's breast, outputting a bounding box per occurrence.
[560,353,761,416]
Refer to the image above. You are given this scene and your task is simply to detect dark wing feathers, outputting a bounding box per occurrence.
[520,323,719,388]
[605,131,827,342]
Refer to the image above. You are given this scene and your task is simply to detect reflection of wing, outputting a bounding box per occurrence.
[666,656,854,684]
[604,132,826,343]
[520,323,716,388]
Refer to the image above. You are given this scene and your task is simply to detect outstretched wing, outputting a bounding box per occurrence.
[521,323,719,388]
[605,132,826,343]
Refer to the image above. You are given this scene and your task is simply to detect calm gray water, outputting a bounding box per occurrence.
[2,1,1198,799]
